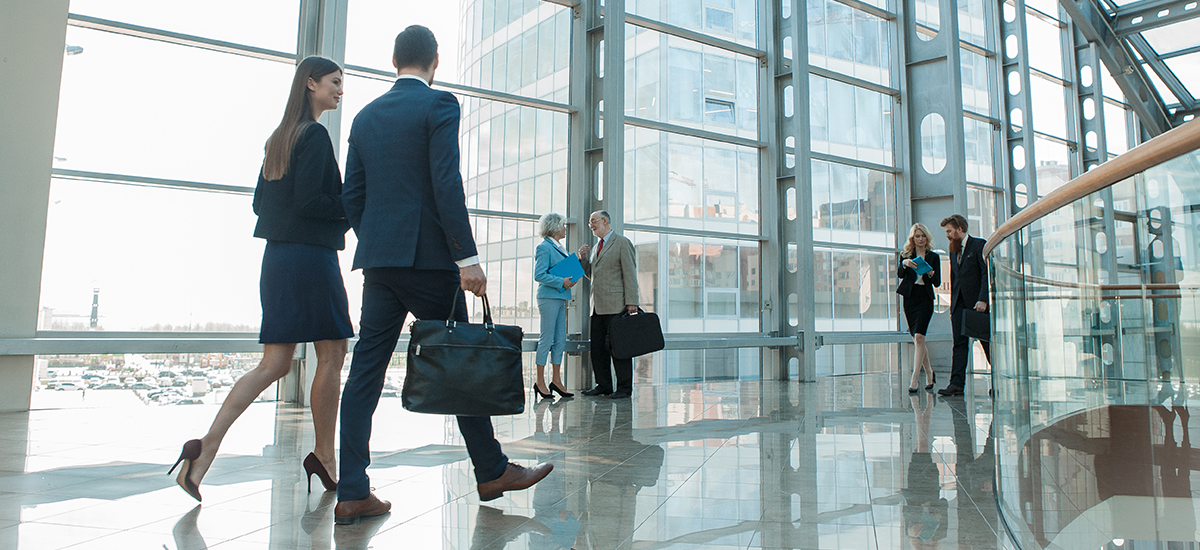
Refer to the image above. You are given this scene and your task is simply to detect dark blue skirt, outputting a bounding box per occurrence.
[259,241,355,344]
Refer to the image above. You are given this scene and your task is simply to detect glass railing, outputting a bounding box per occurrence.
[987,120,1200,548]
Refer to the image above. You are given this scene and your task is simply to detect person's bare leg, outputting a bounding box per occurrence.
[192,343,296,486]
[919,334,934,386]
[535,364,550,395]
[550,364,564,391]
[909,334,930,388]
[310,339,347,481]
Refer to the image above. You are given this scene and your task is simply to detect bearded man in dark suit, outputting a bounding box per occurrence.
[937,214,991,397]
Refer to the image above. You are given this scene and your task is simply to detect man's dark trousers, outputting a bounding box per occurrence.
[590,311,632,394]
[948,305,992,390]
[338,267,508,502]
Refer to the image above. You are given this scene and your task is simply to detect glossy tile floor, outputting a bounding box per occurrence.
[0,372,1016,549]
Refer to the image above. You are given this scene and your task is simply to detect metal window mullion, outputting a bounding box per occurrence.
[808,66,900,97]
[809,152,901,174]
[790,3,817,381]
[299,0,348,158]
[758,0,784,380]
[51,168,254,195]
[1060,2,1084,181]
[570,1,596,387]
[343,65,576,114]
[623,13,766,59]
[624,116,763,148]
[601,0,627,230]
[67,14,297,64]
[623,223,765,242]
[1126,34,1196,111]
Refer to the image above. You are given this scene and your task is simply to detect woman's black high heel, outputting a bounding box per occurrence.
[303,452,337,492]
[925,372,936,391]
[549,382,574,398]
[168,439,203,502]
[534,385,554,399]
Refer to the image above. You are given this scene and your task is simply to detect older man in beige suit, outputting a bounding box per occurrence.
[576,210,640,399]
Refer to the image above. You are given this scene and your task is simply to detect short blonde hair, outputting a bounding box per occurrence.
[538,212,566,239]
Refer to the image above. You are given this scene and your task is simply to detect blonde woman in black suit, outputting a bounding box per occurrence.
[898,223,941,393]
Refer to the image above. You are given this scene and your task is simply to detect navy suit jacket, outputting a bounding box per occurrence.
[949,235,989,311]
[343,78,477,271]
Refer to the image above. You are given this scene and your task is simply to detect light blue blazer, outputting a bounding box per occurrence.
[534,237,573,301]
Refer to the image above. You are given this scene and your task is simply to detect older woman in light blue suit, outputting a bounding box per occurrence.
[533,213,577,399]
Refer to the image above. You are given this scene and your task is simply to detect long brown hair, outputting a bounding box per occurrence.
[262,56,342,181]
[901,223,932,259]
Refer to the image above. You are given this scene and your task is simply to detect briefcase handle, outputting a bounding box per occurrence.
[617,306,646,318]
[446,293,497,331]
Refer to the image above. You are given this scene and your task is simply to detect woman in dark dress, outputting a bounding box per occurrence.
[169,56,352,501]
[898,223,941,393]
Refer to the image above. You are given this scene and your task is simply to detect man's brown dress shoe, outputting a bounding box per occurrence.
[477,462,554,502]
[334,493,392,525]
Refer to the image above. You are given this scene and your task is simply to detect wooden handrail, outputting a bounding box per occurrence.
[983,118,1200,257]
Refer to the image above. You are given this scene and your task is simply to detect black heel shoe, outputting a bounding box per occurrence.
[534,386,554,399]
[303,452,337,492]
[168,439,203,502]
[908,387,919,394]
[925,372,936,391]
[549,382,574,398]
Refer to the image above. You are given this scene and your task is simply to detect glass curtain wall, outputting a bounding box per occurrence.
[620,2,764,381]
[807,0,902,375]
[37,0,1058,388]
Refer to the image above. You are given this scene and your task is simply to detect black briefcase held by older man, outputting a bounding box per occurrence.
[609,307,665,360]
[404,294,525,416]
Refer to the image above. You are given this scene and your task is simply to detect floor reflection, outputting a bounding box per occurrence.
[0,374,1021,549]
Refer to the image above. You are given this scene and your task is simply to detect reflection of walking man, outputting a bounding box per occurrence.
[938,214,991,397]
[334,25,550,524]
[578,211,640,399]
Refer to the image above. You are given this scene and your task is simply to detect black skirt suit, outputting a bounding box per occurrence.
[898,250,941,336]
[252,123,354,344]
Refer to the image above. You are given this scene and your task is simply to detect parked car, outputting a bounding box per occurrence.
[56,382,83,391]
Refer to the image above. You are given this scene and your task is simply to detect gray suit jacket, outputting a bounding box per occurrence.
[580,232,639,315]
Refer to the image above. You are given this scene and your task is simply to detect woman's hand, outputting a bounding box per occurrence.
[562,276,577,289]
[903,259,917,269]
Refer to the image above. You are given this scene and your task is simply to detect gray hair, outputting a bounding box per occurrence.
[538,212,566,239]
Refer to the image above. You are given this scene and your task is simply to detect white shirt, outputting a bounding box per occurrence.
[395,74,479,268]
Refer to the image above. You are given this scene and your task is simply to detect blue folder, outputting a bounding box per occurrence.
[912,256,932,277]
[549,253,585,281]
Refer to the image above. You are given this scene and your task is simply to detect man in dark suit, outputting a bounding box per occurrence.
[576,211,640,399]
[938,214,991,397]
[334,25,551,525]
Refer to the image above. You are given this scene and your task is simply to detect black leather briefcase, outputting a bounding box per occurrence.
[960,309,991,341]
[403,295,525,416]
[608,308,665,360]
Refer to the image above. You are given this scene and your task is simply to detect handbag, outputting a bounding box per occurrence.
[403,294,525,416]
[608,307,665,360]
[960,309,990,341]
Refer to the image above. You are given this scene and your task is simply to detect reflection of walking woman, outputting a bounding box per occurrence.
[904,394,946,548]
[899,223,941,393]
[169,57,353,501]
[532,213,577,399]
